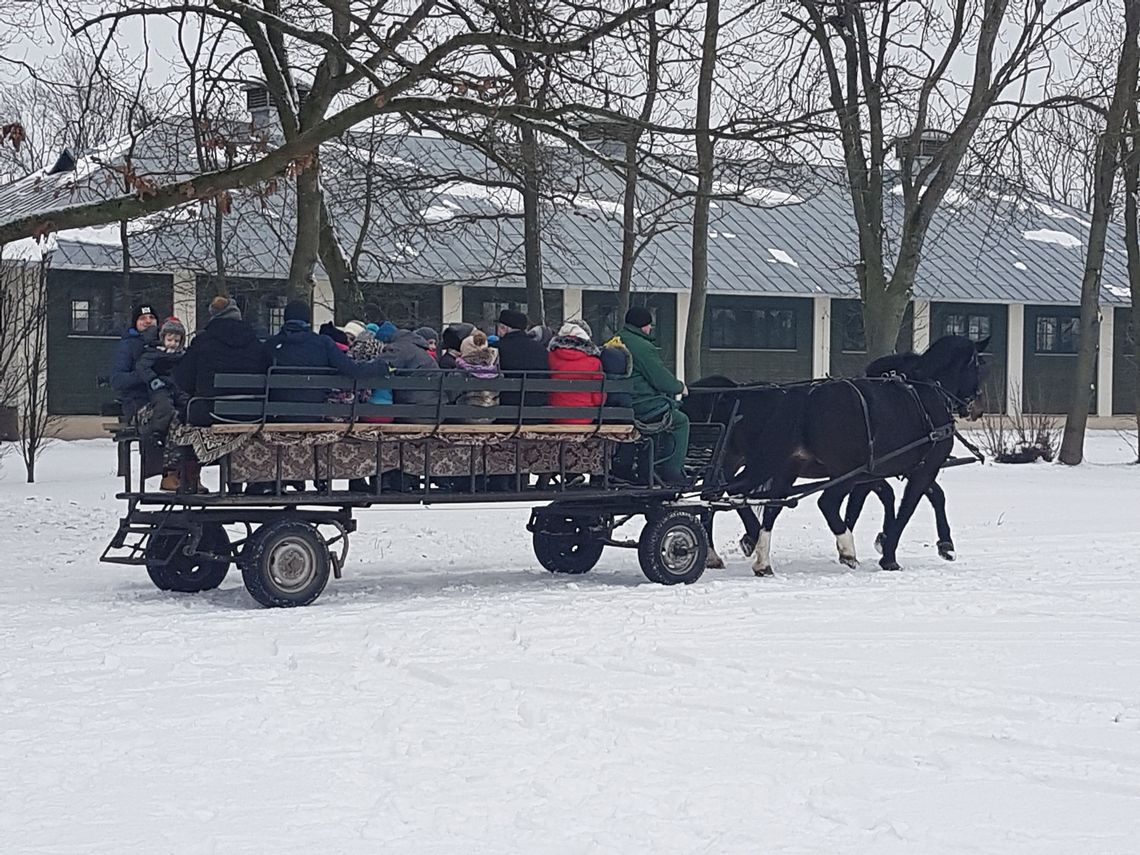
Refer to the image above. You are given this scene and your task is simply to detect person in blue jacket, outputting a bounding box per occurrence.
[111,303,160,421]
[265,300,392,407]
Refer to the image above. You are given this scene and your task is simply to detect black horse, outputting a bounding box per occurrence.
[686,335,987,574]
[838,336,988,563]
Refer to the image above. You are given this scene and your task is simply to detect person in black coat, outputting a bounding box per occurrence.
[173,297,271,426]
[495,308,548,411]
[110,302,159,421]
[265,300,391,406]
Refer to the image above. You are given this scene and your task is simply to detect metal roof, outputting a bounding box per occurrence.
[0,120,1131,307]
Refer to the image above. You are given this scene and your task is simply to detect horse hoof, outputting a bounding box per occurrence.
[937,541,956,561]
[706,554,725,570]
[739,536,756,556]
[880,560,901,572]
[753,565,774,577]
[839,555,858,569]
[874,533,884,555]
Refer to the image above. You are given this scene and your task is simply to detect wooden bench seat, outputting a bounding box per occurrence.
[209,422,637,436]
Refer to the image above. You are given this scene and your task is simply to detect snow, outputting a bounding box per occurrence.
[421,204,456,223]
[1032,200,1091,227]
[1104,282,1131,299]
[767,247,799,267]
[1024,229,1082,249]
[1,435,1140,853]
[743,186,804,206]
[1013,260,1029,271]
[436,180,524,213]
[574,197,627,217]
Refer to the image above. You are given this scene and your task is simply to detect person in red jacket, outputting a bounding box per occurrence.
[547,319,605,424]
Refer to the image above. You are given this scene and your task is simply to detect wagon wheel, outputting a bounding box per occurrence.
[145,523,231,593]
[638,510,707,585]
[532,512,608,575]
[240,520,331,608]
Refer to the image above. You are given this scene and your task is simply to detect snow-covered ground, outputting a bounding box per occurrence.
[2,435,1139,853]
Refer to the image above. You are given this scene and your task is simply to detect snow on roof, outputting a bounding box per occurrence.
[767,248,799,267]
[1013,260,1028,271]
[435,180,523,213]
[1023,229,1082,249]
[421,205,455,223]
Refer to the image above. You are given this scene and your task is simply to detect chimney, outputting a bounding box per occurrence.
[894,128,950,176]
[579,120,638,160]
[245,82,272,130]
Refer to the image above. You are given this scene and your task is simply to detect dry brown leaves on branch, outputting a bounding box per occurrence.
[1,122,26,150]
[285,153,317,177]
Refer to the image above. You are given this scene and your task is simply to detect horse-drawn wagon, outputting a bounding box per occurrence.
[100,334,988,606]
[101,369,736,606]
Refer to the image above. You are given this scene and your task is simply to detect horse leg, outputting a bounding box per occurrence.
[842,482,874,537]
[737,506,761,557]
[868,480,897,555]
[926,480,955,560]
[750,502,785,577]
[819,485,858,567]
[878,462,941,571]
[704,511,724,569]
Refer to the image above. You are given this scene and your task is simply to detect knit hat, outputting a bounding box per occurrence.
[342,320,366,340]
[414,326,439,344]
[132,303,158,326]
[557,319,592,342]
[498,308,529,331]
[283,300,310,324]
[460,329,489,359]
[442,322,475,352]
[160,316,186,339]
[625,305,653,328]
[208,296,242,322]
[374,320,398,343]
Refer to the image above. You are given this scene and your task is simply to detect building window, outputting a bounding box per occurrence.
[710,307,796,350]
[71,300,90,333]
[266,305,285,331]
[841,303,865,352]
[944,313,991,344]
[1035,316,1079,354]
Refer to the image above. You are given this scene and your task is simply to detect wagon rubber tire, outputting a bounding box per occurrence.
[532,515,606,575]
[638,510,708,585]
[145,523,230,593]
[241,520,331,608]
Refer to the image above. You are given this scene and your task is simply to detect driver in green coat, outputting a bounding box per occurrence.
[618,306,690,486]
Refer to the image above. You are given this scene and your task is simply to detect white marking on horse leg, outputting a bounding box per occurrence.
[706,546,725,570]
[836,529,857,567]
[752,530,773,576]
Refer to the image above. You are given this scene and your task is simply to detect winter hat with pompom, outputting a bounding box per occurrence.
[460,329,490,359]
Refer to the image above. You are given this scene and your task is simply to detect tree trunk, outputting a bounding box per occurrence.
[287,163,321,303]
[1125,109,1140,463]
[519,123,545,325]
[683,0,720,382]
[318,197,363,322]
[1060,0,1140,465]
[617,13,659,322]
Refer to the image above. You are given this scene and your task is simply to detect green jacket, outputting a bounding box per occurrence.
[618,324,684,418]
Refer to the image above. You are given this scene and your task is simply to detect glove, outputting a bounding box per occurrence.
[149,378,166,391]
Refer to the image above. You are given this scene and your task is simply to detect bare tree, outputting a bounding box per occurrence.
[778,0,1093,358]
[1120,86,1140,462]
[1059,0,1140,466]
[1,0,669,248]
[683,0,721,382]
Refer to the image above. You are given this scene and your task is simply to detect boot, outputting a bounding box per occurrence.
[180,462,208,494]
[160,471,180,491]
